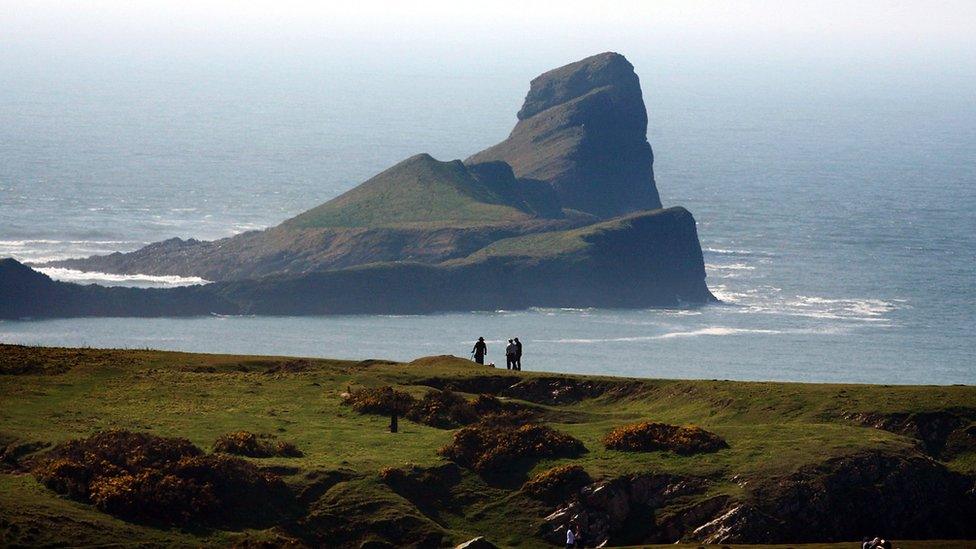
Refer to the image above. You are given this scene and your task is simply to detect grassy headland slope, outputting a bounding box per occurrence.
[284,154,547,229]
[1,345,973,547]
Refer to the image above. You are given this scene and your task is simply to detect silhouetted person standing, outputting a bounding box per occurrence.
[472,337,487,365]
[505,339,516,370]
[514,337,523,371]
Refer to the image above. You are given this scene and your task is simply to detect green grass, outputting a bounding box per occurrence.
[283,154,532,229]
[453,208,682,263]
[1,344,974,547]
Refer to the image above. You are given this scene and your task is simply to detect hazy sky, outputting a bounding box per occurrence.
[4,1,974,73]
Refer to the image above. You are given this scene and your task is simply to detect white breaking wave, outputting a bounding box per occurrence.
[536,327,787,344]
[706,262,755,271]
[654,327,783,339]
[37,267,209,288]
[709,284,904,323]
[704,247,776,257]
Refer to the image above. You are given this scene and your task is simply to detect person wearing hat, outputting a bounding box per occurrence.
[472,337,487,365]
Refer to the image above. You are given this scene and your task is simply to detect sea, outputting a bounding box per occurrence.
[1,56,974,384]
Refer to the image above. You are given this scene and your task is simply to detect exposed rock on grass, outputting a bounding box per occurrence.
[344,386,416,415]
[213,431,303,458]
[695,451,976,544]
[32,430,291,526]
[521,464,592,503]
[539,472,709,546]
[439,424,585,476]
[602,422,727,455]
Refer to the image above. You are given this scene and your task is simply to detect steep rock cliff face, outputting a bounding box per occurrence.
[467,52,662,218]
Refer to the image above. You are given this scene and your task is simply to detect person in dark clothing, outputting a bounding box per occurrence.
[472,337,487,364]
[505,339,516,370]
[513,337,523,371]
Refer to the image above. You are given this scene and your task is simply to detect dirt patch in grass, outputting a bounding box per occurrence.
[213,431,303,458]
[439,423,586,477]
[521,464,592,503]
[32,430,293,527]
[602,422,727,455]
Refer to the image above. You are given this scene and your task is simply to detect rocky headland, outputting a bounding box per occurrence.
[2,53,715,318]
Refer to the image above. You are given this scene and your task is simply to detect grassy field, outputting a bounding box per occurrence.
[283,153,532,229]
[1,344,973,547]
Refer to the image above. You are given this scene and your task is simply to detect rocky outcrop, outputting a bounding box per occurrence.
[694,451,976,544]
[539,473,710,546]
[535,450,976,546]
[467,52,662,218]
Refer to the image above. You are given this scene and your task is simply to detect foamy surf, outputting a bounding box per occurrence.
[710,284,903,324]
[36,267,209,288]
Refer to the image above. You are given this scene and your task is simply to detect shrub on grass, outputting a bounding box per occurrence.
[406,390,478,428]
[32,430,290,526]
[349,387,535,429]
[521,464,592,502]
[439,424,585,474]
[602,422,727,455]
[213,431,303,458]
[344,386,416,415]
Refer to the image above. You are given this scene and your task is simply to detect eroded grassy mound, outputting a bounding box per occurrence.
[213,431,303,458]
[603,422,728,455]
[32,430,291,526]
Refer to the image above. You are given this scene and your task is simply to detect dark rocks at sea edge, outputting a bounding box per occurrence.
[7,52,716,318]
[0,208,713,318]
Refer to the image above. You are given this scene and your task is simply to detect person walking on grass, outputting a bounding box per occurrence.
[472,337,487,365]
[505,339,516,370]
[514,337,523,371]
